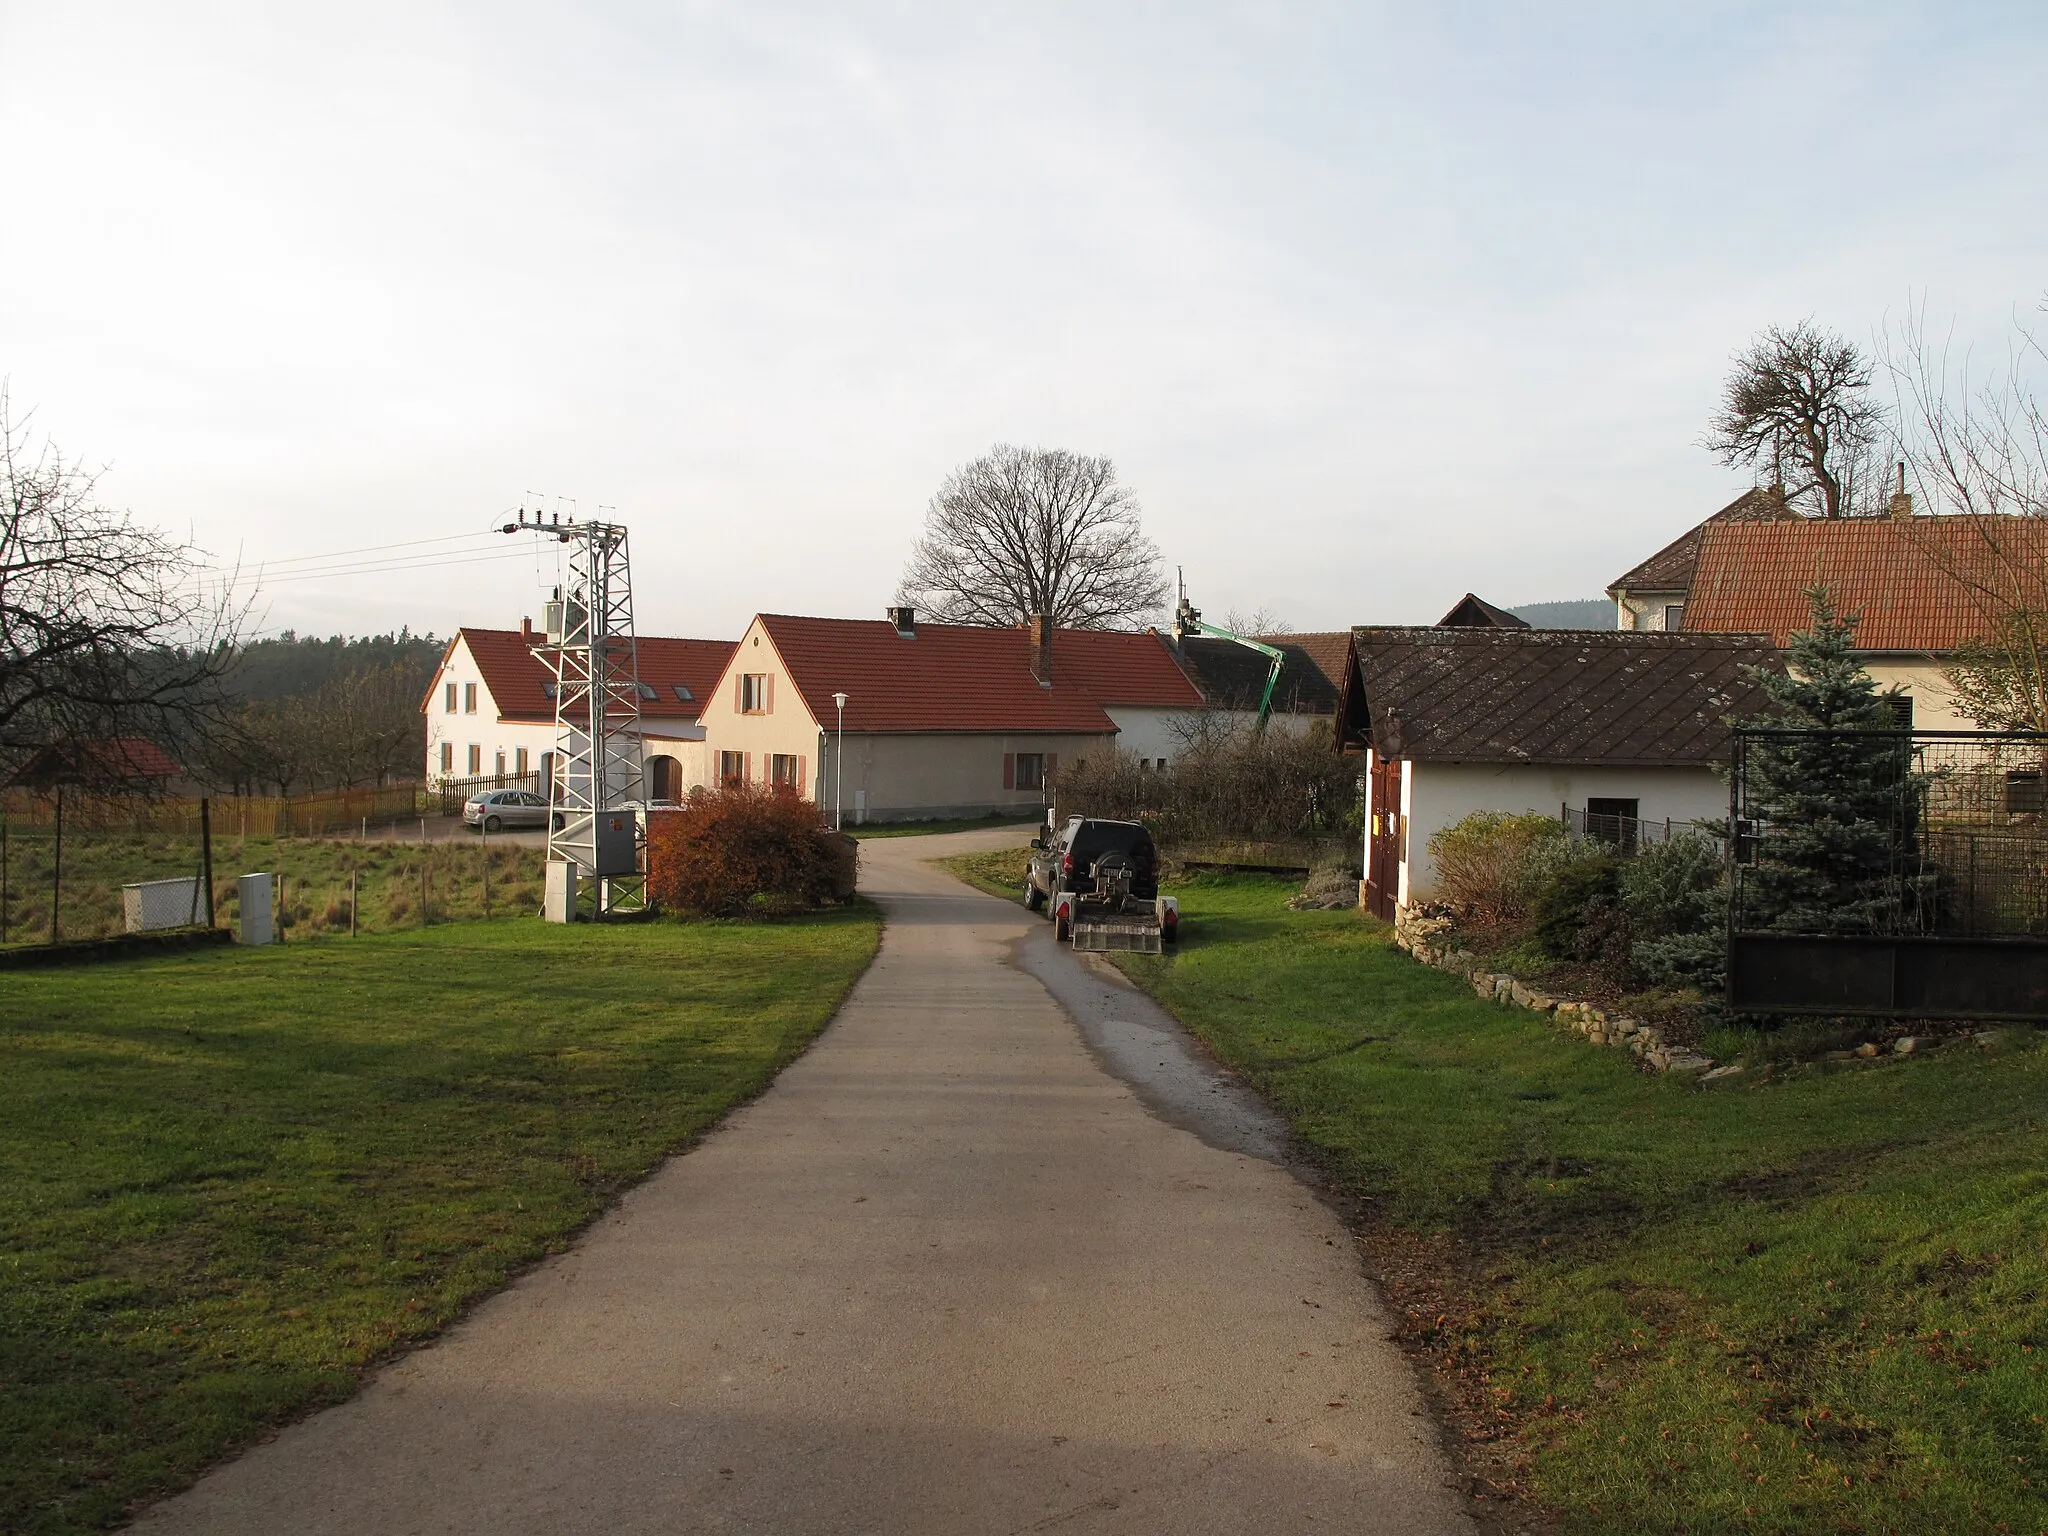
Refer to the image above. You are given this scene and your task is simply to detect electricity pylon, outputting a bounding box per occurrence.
[503,509,646,917]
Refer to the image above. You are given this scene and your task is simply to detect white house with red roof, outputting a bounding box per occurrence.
[423,622,737,797]
[697,607,1209,823]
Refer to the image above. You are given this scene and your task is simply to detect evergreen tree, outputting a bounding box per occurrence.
[1738,588,1920,934]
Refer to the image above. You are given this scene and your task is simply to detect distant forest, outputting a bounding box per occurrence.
[1510,599,1615,629]
[181,629,445,795]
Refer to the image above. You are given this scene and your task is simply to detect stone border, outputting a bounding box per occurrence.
[1390,906,1720,1078]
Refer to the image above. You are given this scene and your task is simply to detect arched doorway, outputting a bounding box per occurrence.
[648,753,680,801]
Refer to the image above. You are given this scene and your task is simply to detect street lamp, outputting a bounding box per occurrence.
[832,692,848,831]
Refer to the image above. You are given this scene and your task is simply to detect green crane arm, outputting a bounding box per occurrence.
[1180,617,1287,729]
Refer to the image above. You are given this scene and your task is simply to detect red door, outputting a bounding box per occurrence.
[1364,756,1403,920]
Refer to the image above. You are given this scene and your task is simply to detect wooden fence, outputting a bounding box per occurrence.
[0,783,430,837]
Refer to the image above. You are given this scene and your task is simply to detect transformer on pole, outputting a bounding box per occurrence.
[503,509,646,919]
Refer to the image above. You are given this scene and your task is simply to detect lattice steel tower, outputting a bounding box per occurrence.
[503,509,646,917]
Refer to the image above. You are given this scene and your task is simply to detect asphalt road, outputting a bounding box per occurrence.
[136,825,1470,1535]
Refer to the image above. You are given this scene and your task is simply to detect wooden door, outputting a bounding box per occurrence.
[1364,756,1403,920]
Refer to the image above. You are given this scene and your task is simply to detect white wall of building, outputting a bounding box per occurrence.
[1399,760,1728,905]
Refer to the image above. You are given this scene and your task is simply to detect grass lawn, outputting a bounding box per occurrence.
[948,855,2048,1533]
[2,831,545,946]
[845,812,1042,840]
[0,906,880,1535]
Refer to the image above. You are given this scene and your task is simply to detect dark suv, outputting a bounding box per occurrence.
[1025,817,1160,922]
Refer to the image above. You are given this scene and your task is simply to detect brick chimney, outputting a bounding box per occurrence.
[1888,461,1914,520]
[520,615,535,644]
[1029,613,1053,686]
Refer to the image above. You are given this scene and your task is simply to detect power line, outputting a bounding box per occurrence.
[250,548,541,586]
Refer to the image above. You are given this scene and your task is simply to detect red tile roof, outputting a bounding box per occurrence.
[756,615,1198,734]
[7,737,183,788]
[448,628,737,722]
[1682,515,2048,651]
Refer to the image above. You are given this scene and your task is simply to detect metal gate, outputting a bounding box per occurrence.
[1727,727,2048,1019]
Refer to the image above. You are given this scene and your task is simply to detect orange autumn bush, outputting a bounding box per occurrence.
[646,783,853,917]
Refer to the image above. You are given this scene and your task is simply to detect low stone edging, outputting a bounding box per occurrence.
[1390,906,1724,1079]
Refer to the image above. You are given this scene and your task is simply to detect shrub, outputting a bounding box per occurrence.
[647,783,851,917]
[1620,832,1727,989]
[1525,839,1622,960]
[1427,811,1562,927]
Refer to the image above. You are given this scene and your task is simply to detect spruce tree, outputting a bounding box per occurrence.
[1739,587,1920,934]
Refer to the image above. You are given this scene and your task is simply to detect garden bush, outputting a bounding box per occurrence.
[1525,839,1622,960]
[1619,831,1727,987]
[647,784,852,917]
[1426,811,1562,927]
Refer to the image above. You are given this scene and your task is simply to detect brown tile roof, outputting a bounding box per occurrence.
[1608,488,1799,595]
[452,628,738,723]
[1682,515,2048,652]
[1437,593,1531,629]
[1174,636,1341,714]
[1350,627,1779,766]
[757,615,1197,735]
[8,737,183,788]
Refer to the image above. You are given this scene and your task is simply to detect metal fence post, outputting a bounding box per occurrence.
[50,785,62,943]
[200,797,216,928]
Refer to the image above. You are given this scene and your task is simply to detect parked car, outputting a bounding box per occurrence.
[463,789,551,832]
[1025,816,1167,940]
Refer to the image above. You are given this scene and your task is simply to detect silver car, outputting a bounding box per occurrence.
[464,789,551,832]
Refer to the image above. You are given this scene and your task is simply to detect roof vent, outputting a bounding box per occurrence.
[888,605,916,638]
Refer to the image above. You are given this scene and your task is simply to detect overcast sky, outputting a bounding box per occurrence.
[3,2,2043,641]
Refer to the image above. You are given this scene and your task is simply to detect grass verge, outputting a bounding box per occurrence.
[1098,874,2048,1533]
[846,812,1042,841]
[1,906,881,1535]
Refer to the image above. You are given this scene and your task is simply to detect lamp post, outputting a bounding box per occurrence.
[832,692,848,831]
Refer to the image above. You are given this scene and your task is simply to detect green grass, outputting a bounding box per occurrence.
[1099,875,2048,1533]
[941,844,1033,898]
[0,907,881,1535]
[2,831,544,946]
[845,812,1042,840]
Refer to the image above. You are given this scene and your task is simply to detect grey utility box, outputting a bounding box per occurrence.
[593,812,638,877]
[544,858,579,923]
[123,877,207,933]
[236,873,274,945]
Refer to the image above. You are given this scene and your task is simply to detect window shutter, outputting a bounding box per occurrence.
[796,755,806,794]
[1003,753,1015,789]
[735,674,744,711]
[766,674,774,713]
[744,752,752,784]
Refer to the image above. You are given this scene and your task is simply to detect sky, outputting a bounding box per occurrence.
[2,1,2044,642]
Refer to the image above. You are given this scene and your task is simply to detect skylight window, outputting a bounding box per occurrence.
[541,681,558,699]
[673,684,694,702]
[637,683,658,702]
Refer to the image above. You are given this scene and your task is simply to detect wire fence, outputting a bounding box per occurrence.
[1731,728,2048,940]
[1559,805,1724,857]
[0,813,548,947]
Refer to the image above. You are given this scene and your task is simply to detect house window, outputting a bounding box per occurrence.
[439,742,453,774]
[467,744,482,775]
[494,750,506,778]
[1886,695,1914,730]
[1015,752,1045,791]
[741,674,771,714]
[1662,603,1685,632]
[2007,770,2045,817]
[444,681,458,713]
[770,753,801,789]
[637,683,657,702]
[719,750,746,786]
[514,747,529,775]
[1586,797,1640,852]
[673,684,694,703]
[464,682,478,714]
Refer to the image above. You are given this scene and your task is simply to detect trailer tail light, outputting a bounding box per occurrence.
[1062,852,1075,876]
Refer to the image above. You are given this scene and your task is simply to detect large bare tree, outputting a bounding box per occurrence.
[1706,321,1886,518]
[0,389,244,787]
[1881,301,2048,729]
[896,444,1168,629]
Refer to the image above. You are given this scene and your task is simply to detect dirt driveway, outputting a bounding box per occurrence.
[137,826,1470,1534]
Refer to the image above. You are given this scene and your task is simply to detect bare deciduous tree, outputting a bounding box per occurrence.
[1881,300,2048,730]
[896,444,1168,629]
[0,389,245,787]
[1221,607,1292,637]
[1706,321,1886,518]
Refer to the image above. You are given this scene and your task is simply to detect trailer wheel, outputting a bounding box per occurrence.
[1024,880,1046,913]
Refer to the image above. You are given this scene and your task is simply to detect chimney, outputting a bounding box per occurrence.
[1029,613,1053,686]
[1888,461,1914,521]
[520,615,535,644]
[887,605,916,638]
